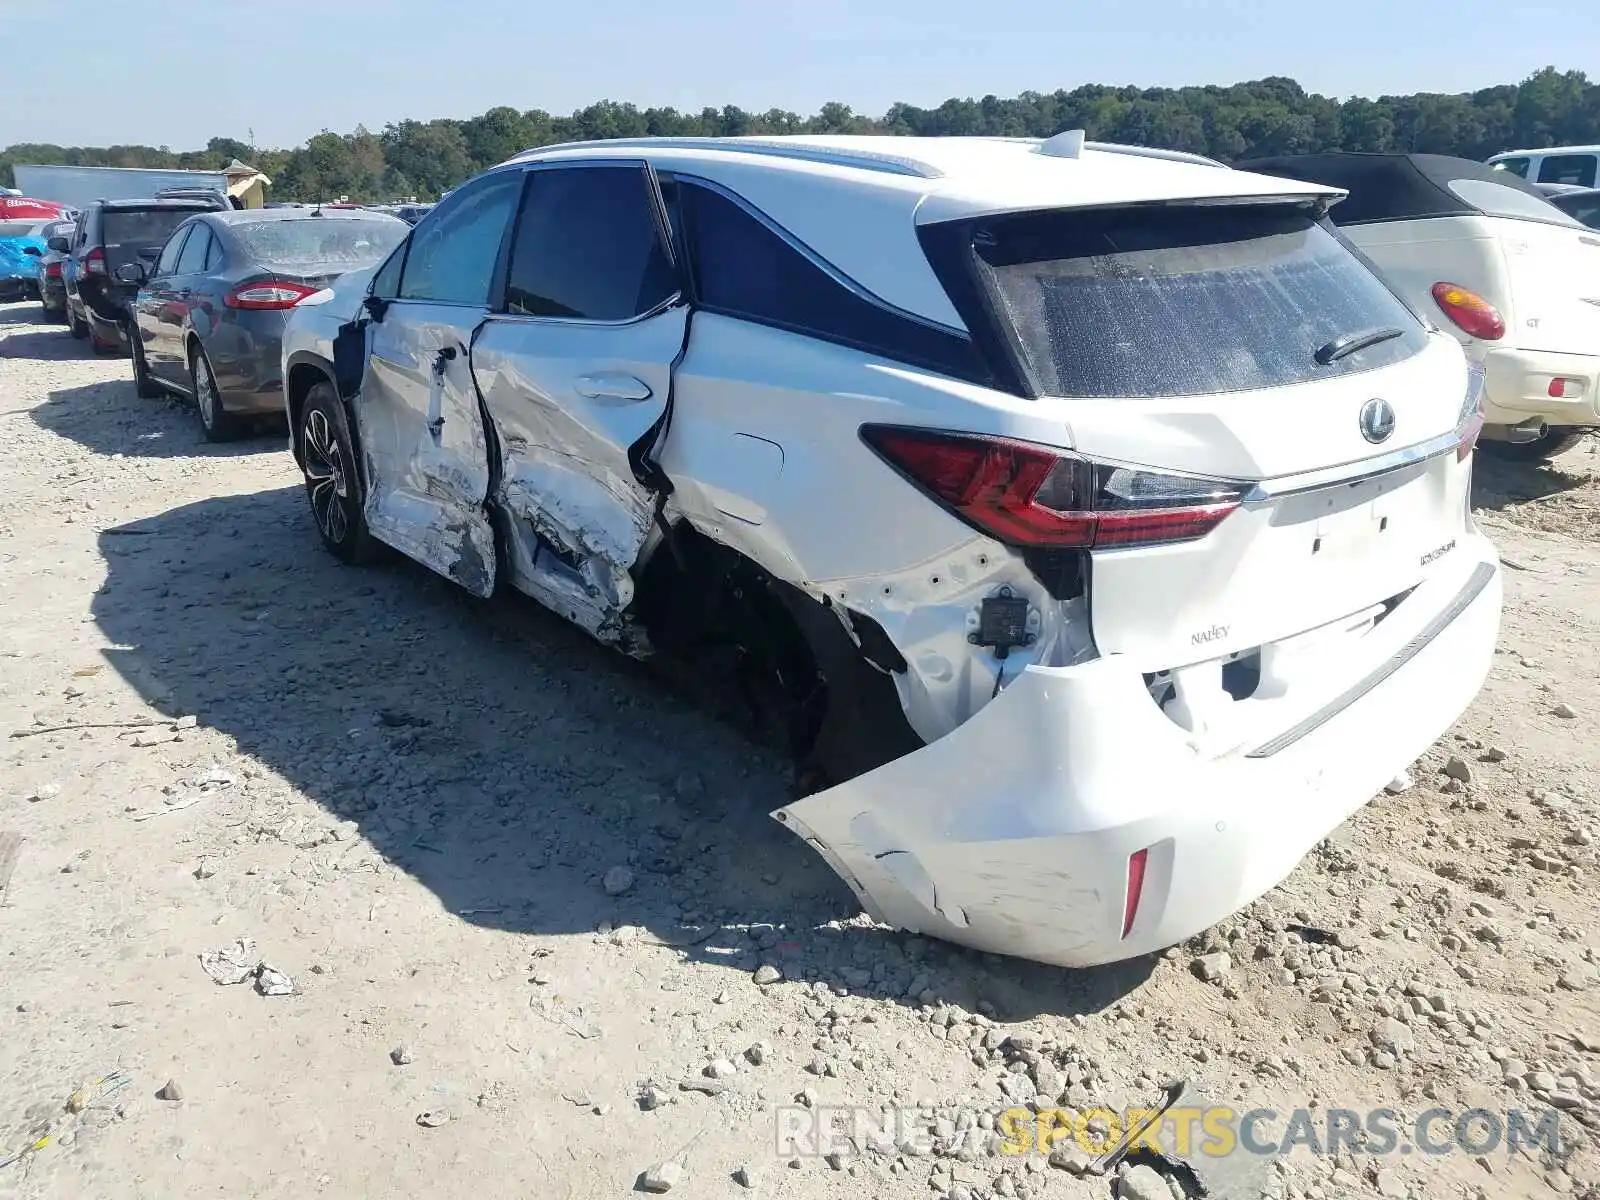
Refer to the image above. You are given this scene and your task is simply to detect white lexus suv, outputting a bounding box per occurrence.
[280,133,1501,968]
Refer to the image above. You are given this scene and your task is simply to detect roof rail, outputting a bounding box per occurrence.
[1083,141,1229,169]
[509,137,943,179]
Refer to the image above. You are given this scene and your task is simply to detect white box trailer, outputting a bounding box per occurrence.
[11,164,230,209]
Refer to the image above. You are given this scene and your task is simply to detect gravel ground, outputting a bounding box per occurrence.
[2,298,1599,1200]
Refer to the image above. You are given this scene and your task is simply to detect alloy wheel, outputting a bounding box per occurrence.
[302,408,351,545]
[195,353,218,428]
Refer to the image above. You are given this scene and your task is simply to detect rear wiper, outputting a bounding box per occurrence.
[1314,326,1405,365]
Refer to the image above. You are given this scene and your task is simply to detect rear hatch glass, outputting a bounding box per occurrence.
[973,203,1428,399]
[102,208,204,273]
[961,201,1470,683]
[231,217,408,281]
[1446,178,1600,354]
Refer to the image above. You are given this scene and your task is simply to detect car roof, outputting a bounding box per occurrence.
[199,207,408,227]
[1234,152,1551,224]
[496,134,1337,331]
[504,134,1336,221]
[1490,145,1600,159]
[98,198,219,211]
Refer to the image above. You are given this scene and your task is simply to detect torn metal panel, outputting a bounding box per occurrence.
[471,306,688,645]
[800,541,1095,744]
[355,306,497,596]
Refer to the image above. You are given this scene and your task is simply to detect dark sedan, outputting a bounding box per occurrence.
[121,207,408,441]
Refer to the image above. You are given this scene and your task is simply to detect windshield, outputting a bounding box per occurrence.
[232,217,408,269]
[1446,178,1587,229]
[972,204,1427,398]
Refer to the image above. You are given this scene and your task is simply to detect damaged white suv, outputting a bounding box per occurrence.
[280,133,1501,968]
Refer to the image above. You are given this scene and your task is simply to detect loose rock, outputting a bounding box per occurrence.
[155,1079,183,1102]
[639,1160,683,1192]
[753,964,783,986]
[602,866,635,896]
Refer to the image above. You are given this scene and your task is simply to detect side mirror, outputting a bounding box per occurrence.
[46,236,69,253]
[362,293,390,323]
[114,262,147,285]
[21,245,41,256]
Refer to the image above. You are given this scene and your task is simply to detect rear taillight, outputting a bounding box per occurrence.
[45,262,62,278]
[224,280,319,310]
[1431,283,1505,341]
[83,247,106,276]
[1457,363,1486,462]
[1121,848,1149,939]
[860,426,1244,549]
[1549,377,1585,399]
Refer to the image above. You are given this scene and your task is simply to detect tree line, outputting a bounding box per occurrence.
[4,68,1597,203]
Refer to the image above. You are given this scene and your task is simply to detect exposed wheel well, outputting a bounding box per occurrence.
[285,360,336,466]
[631,523,923,787]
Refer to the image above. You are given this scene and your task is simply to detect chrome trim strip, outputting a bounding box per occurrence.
[1245,560,1496,759]
[509,138,942,179]
[1240,428,1462,504]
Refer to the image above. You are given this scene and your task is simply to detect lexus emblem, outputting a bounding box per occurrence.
[1359,398,1396,444]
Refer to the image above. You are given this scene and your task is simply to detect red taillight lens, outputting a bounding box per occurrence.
[83,247,106,276]
[225,281,319,310]
[860,426,1244,549]
[1431,283,1505,341]
[45,262,62,278]
[1122,848,1149,939]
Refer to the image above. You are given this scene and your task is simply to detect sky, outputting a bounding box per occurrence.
[2,0,1597,151]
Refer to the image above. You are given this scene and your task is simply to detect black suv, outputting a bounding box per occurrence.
[66,196,226,352]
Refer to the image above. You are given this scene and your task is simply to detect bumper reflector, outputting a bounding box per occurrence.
[1122,848,1149,939]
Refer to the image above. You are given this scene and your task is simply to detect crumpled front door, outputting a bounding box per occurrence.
[357,301,496,596]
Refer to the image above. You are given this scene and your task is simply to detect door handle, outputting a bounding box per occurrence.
[574,373,652,402]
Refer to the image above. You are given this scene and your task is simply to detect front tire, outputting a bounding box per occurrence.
[190,343,242,442]
[300,382,375,564]
[1479,428,1589,462]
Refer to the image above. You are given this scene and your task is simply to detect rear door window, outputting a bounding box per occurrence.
[1537,154,1598,188]
[503,166,677,320]
[969,204,1427,398]
[155,227,190,276]
[677,180,988,382]
[175,226,211,275]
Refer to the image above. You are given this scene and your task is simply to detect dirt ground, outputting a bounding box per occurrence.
[1,298,1598,1200]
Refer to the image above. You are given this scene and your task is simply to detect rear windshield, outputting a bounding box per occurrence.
[971,204,1428,398]
[1446,178,1587,229]
[231,217,408,269]
[0,220,43,238]
[103,208,200,248]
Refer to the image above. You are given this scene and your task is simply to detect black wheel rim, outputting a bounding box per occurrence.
[303,408,351,545]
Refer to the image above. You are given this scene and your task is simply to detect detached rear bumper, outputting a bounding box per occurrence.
[1481,346,1600,426]
[776,539,1500,968]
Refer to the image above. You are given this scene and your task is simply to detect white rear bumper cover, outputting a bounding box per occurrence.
[775,540,1501,968]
